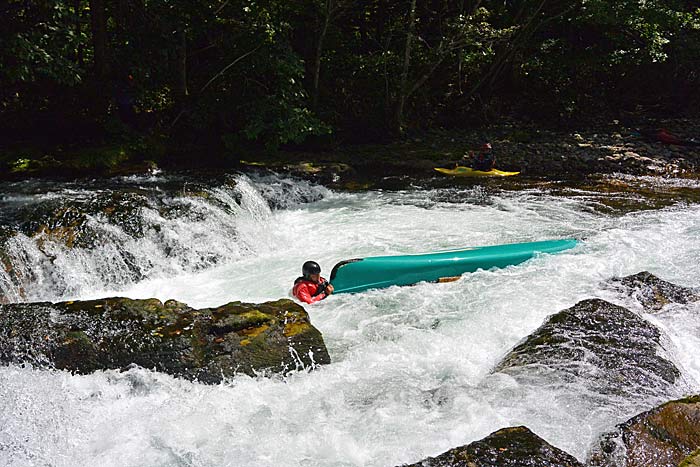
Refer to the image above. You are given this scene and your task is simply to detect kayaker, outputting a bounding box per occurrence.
[471,143,495,171]
[293,261,334,304]
[456,142,495,170]
[639,128,700,146]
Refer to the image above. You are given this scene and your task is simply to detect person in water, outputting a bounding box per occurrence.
[293,261,334,304]
[469,142,496,171]
[639,128,700,146]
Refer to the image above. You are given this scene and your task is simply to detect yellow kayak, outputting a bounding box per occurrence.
[434,166,520,177]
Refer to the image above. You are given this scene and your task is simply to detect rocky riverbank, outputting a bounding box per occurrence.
[238,118,700,187]
[3,118,700,184]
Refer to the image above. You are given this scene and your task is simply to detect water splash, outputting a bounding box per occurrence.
[1,175,699,467]
[0,173,327,303]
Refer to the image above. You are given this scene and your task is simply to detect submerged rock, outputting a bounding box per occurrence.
[400,426,583,466]
[0,297,330,382]
[588,395,700,467]
[609,271,699,311]
[493,299,680,398]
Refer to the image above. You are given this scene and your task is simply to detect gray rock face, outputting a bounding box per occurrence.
[609,271,699,311]
[0,297,330,383]
[493,299,680,398]
[588,395,700,467]
[400,426,583,467]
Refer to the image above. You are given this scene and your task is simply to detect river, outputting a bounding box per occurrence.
[1,172,699,466]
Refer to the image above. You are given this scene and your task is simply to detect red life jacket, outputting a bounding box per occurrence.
[293,276,329,304]
[656,129,683,145]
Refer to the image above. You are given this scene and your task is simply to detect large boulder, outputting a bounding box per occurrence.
[588,395,700,467]
[0,297,330,383]
[400,426,583,467]
[493,299,680,398]
[608,271,699,311]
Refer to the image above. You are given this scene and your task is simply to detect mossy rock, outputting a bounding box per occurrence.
[680,449,700,467]
[609,271,699,311]
[399,426,583,466]
[588,395,700,467]
[18,190,153,248]
[493,299,680,398]
[0,297,330,382]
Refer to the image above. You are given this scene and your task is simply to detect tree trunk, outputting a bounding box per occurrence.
[458,0,552,105]
[89,0,107,79]
[179,30,189,99]
[395,0,417,135]
[88,0,109,117]
[312,0,333,111]
[75,0,83,67]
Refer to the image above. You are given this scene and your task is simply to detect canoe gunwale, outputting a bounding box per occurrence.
[330,258,363,282]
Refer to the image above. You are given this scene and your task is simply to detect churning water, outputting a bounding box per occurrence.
[1,172,699,466]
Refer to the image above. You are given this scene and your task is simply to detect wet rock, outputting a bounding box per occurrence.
[588,395,700,467]
[493,299,680,398]
[609,271,700,311]
[106,160,159,177]
[0,297,330,382]
[681,450,700,467]
[400,426,583,467]
[241,160,355,186]
[19,190,154,248]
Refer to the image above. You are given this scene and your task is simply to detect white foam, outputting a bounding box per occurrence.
[2,180,700,466]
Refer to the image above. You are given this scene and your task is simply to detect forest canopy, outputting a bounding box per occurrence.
[1,0,698,152]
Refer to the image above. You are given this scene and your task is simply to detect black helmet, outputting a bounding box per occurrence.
[302,261,321,278]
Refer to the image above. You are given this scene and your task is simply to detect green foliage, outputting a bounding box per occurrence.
[1,0,699,155]
[1,1,88,86]
[10,158,31,173]
[503,0,700,119]
[69,146,128,169]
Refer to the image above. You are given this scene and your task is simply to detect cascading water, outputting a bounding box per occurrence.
[1,172,699,467]
[0,174,328,303]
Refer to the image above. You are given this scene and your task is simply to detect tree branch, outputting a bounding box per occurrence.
[199,44,261,94]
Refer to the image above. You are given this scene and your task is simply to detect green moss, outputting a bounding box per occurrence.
[10,158,31,172]
[238,324,270,338]
[678,395,700,404]
[209,303,277,333]
[680,449,700,467]
[283,321,309,338]
[654,395,700,410]
[7,155,60,173]
[0,297,330,381]
[63,330,92,347]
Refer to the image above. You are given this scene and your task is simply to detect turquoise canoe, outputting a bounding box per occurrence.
[329,239,578,294]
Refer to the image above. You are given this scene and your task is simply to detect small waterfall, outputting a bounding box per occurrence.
[0,173,328,303]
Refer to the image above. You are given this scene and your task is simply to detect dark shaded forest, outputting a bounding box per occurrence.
[1,0,699,167]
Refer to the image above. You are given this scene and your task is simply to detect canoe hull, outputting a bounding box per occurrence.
[435,166,520,177]
[330,239,577,294]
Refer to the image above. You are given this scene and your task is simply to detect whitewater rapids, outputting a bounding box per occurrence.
[1,173,699,466]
